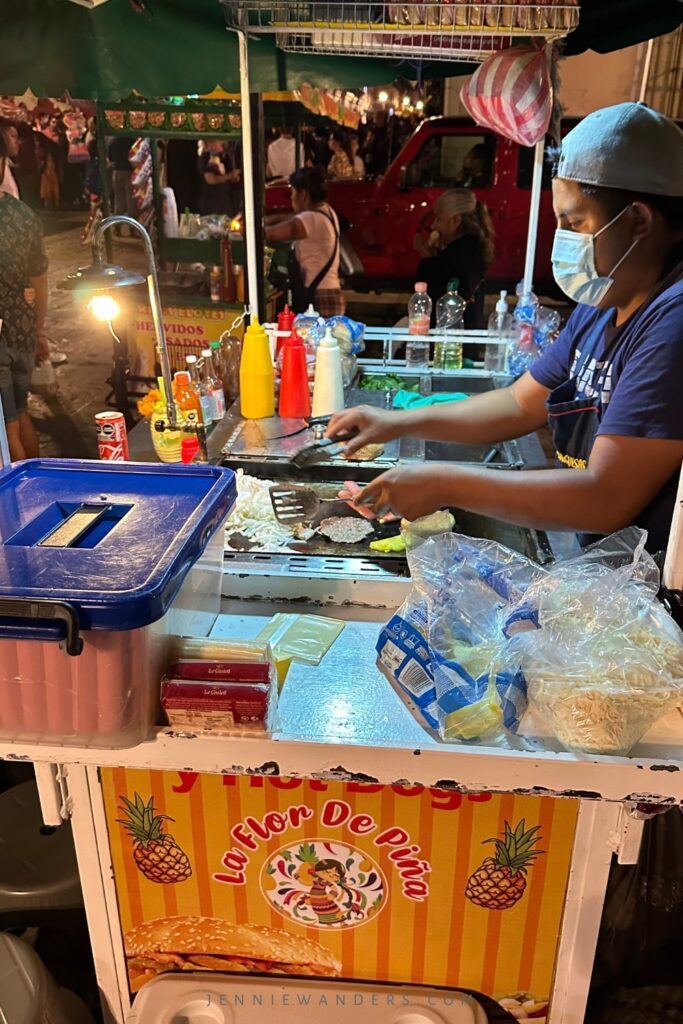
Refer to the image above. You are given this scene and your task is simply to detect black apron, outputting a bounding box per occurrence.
[546,319,606,547]
[546,377,601,474]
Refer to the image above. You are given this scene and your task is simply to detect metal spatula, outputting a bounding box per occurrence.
[270,485,349,525]
[289,430,357,469]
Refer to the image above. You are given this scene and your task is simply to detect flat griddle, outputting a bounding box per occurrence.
[226,480,403,560]
[225,477,553,566]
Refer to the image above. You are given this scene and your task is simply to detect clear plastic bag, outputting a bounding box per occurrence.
[505,528,683,755]
[256,613,345,665]
[377,533,539,742]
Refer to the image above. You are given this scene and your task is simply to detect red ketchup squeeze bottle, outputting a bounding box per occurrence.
[278,329,311,419]
[276,304,295,362]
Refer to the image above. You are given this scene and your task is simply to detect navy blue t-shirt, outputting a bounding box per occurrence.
[530,273,683,552]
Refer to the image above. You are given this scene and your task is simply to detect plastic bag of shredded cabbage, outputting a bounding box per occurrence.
[505,528,683,755]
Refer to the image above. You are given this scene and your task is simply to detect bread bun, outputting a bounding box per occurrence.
[125,916,341,976]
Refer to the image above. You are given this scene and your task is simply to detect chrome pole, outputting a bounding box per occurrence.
[92,215,179,430]
[0,393,10,467]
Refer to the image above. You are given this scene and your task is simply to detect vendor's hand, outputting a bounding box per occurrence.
[326,405,405,459]
[357,465,447,521]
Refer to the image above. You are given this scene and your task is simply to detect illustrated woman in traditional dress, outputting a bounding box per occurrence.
[301,859,357,925]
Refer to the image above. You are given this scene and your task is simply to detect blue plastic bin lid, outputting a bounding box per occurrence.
[0,459,236,631]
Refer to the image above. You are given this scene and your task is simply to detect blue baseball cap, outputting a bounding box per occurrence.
[557,102,683,197]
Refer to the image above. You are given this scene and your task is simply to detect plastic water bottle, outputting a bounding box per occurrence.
[408,282,432,335]
[406,282,432,371]
[514,282,539,333]
[186,355,212,426]
[434,279,465,370]
[201,347,226,423]
[486,290,515,372]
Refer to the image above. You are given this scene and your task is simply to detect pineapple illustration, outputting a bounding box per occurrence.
[465,819,543,911]
[117,793,192,884]
[294,842,319,884]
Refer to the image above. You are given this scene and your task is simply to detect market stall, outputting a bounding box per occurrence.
[2,6,683,1024]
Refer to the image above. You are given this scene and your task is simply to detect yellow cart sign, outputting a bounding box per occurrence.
[101,770,578,1014]
[130,303,241,378]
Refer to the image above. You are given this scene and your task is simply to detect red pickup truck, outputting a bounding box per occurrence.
[265,116,559,294]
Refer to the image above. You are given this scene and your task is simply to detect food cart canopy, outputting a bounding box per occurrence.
[0,0,475,100]
[6,0,681,102]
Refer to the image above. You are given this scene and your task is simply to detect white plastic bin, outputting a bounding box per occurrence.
[127,975,495,1024]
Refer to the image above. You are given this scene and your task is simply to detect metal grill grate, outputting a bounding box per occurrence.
[224,550,408,578]
[225,2,579,60]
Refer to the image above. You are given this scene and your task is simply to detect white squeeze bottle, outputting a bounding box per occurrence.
[312,327,345,417]
[408,282,432,335]
[486,290,515,372]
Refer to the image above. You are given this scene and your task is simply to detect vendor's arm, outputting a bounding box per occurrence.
[265,216,307,243]
[357,435,683,532]
[328,372,549,457]
[359,301,683,531]
[329,310,581,457]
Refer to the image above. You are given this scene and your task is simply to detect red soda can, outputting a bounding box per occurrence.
[95,411,129,461]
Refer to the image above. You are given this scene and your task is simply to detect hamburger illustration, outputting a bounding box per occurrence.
[125,916,342,992]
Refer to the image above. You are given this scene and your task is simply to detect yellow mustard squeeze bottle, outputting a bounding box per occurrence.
[239,316,275,419]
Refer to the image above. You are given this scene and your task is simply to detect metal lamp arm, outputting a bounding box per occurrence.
[92,215,178,430]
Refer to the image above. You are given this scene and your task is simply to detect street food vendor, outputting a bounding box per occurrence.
[329,103,683,553]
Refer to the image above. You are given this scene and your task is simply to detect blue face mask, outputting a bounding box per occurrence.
[551,205,639,306]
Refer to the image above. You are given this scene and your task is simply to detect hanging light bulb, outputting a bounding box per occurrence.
[416,99,425,111]
[378,90,389,104]
[88,294,121,321]
[402,96,410,108]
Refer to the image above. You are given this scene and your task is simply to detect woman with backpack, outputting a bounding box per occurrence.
[265,166,345,316]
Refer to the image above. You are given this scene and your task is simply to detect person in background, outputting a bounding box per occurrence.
[328,129,354,180]
[14,122,40,207]
[197,139,241,218]
[85,116,96,148]
[306,125,332,171]
[81,133,102,243]
[0,119,20,198]
[107,135,136,223]
[413,189,494,328]
[266,126,304,180]
[36,128,59,210]
[0,134,49,460]
[359,126,378,178]
[265,167,345,317]
[458,143,491,189]
[349,133,365,179]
